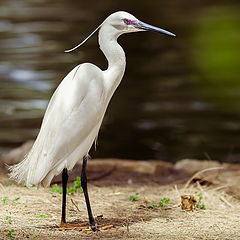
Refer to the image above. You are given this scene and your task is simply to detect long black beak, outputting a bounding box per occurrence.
[134,21,176,37]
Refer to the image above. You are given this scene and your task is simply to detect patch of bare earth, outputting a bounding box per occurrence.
[0,158,239,239]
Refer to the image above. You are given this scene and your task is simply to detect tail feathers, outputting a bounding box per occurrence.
[8,145,44,187]
[8,154,32,187]
[8,149,65,188]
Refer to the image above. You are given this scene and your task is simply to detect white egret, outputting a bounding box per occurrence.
[9,11,175,231]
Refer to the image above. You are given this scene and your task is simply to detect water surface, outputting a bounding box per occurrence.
[0,0,240,162]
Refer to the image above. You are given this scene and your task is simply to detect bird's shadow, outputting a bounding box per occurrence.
[37,214,152,230]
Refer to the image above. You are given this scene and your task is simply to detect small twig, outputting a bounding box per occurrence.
[184,167,224,189]
[212,184,230,191]
[71,198,81,212]
[174,184,181,199]
[0,183,5,191]
[219,196,233,208]
[196,181,208,198]
[196,181,204,192]
[126,217,130,232]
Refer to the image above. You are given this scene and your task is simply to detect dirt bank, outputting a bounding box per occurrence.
[0,158,239,239]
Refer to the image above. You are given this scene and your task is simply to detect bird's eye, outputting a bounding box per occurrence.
[123,18,130,25]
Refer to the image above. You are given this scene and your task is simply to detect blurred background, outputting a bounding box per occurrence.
[0,0,240,163]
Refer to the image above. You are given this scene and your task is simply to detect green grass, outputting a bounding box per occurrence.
[6,181,12,186]
[50,176,83,195]
[129,193,139,202]
[24,233,38,239]
[5,229,16,239]
[1,196,9,204]
[67,176,83,195]
[13,197,20,203]
[158,197,170,207]
[35,214,47,218]
[5,216,12,224]
[1,197,21,204]
[195,193,206,210]
[126,219,130,232]
[50,184,62,194]
[147,203,158,209]
[148,197,170,209]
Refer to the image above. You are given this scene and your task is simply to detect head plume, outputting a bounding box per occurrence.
[65,21,104,53]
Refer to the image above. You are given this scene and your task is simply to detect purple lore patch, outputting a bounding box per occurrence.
[123,18,137,25]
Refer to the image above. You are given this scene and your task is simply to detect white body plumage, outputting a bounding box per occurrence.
[9,11,175,187]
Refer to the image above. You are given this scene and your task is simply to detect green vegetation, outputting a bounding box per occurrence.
[35,214,47,218]
[6,181,12,186]
[158,197,170,207]
[1,196,9,204]
[5,216,12,224]
[50,176,83,195]
[147,203,158,209]
[67,177,83,195]
[1,197,21,204]
[24,233,38,238]
[50,184,62,194]
[5,229,16,240]
[129,193,139,202]
[126,219,130,232]
[13,197,20,202]
[148,197,170,209]
[195,193,206,210]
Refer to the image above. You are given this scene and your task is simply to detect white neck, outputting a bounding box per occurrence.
[99,24,126,96]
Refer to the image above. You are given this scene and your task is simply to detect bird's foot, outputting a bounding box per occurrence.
[59,221,113,231]
[80,224,114,232]
[59,221,88,230]
[98,225,114,231]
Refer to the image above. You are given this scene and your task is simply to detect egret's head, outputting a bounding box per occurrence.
[104,11,176,37]
[65,11,175,53]
[103,11,139,34]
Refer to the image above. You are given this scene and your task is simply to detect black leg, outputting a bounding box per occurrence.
[81,155,97,231]
[61,168,68,226]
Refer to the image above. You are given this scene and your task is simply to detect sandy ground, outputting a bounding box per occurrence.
[0,159,240,240]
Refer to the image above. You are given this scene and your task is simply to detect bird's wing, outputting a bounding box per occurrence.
[10,63,106,186]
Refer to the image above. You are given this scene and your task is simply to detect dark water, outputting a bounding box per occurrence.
[1,0,240,162]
